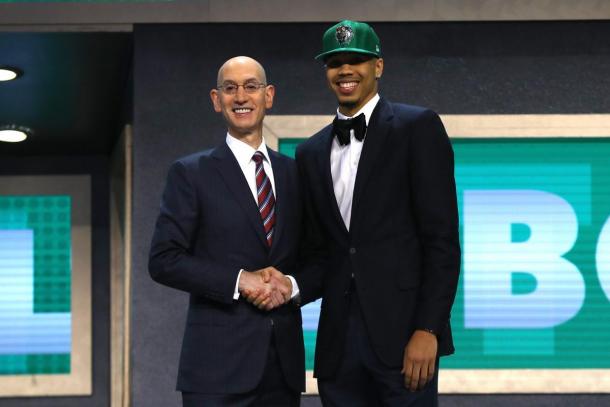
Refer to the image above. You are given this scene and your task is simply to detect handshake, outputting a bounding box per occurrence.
[238,267,293,311]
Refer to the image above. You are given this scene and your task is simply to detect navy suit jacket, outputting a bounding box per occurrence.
[294,98,461,379]
[149,142,305,393]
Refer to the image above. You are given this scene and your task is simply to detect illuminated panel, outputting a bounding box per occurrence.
[446,139,610,369]
[0,175,91,397]
[0,196,71,375]
[278,135,610,392]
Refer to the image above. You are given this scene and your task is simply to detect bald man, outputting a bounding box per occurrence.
[149,56,304,406]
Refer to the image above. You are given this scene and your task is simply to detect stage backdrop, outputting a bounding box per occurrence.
[0,175,92,398]
[270,114,610,393]
[133,21,610,406]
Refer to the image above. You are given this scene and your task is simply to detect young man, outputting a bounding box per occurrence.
[149,56,303,406]
[294,21,461,406]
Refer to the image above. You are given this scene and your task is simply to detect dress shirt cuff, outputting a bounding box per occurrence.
[233,269,243,300]
[286,275,300,299]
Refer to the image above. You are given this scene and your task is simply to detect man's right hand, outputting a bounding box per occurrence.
[239,267,292,310]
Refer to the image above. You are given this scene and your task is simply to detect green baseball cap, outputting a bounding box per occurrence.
[315,20,381,61]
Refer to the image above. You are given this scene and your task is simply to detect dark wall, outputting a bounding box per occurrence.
[132,22,610,407]
[0,156,110,407]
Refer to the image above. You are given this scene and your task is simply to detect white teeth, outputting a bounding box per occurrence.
[234,108,252,113]
[339,82,357,88]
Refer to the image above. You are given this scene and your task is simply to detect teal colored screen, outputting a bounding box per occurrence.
[279,138,610,370]
[0,196,71,375]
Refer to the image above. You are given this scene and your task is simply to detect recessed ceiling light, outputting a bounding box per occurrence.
[0,67,21,82]
[0,130,27,142]
[0,126,31,143]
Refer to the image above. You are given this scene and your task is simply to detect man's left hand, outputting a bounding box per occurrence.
[401,329,438,392]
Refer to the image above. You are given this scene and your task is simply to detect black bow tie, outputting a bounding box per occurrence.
[333,113,367,146]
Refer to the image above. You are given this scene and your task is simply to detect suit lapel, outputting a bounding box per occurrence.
[351,98,393,234]
[317,127,349,237]
[211,142,268,249]
[268,149,286,256]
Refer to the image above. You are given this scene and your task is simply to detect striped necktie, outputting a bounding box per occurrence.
[252,151,275,247]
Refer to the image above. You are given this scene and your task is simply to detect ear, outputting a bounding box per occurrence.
[375,58,384,79]
[210,89,222,113]
[264,84,275,109]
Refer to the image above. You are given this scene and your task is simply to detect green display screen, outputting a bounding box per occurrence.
[279,138,610,371]
[0,196,71,375]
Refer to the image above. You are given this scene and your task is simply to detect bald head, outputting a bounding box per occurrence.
[210,55,275,146]
[217,56,267,86]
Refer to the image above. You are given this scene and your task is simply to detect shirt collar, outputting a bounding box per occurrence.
[225,133,271,166]
[336,93,380,126]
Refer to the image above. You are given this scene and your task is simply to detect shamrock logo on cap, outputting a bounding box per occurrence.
[335,25,354,46]
[316,20,381,60]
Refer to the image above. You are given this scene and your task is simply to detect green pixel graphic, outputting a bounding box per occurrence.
[0,196,71,375]
[279,138,610,371]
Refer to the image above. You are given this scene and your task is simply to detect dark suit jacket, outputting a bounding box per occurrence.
[148,142,305,394]
[294,98,461,379]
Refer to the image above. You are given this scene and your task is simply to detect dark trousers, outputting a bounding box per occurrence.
[318,292,438,407]
[182,335,300,407]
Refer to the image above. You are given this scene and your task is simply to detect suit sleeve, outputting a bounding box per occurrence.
[292,145,328,305]
[409,110,461,335]
[148,160,238,304]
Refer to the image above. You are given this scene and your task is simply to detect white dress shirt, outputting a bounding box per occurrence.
[225,133,299,300]
[226,132,276,201]
[331,94,380,230]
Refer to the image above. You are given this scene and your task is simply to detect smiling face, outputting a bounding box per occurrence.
[210,56,274,143]
[324,52,383,116]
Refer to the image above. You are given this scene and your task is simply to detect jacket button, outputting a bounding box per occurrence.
[349,247,356,254]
